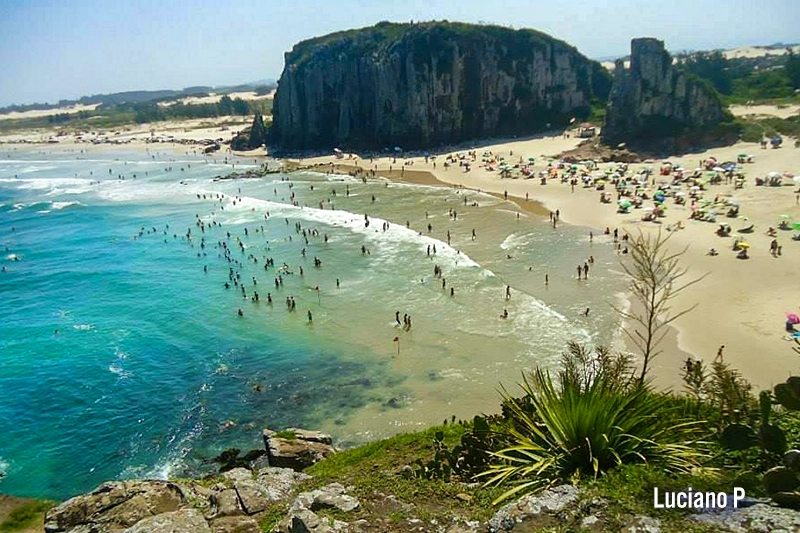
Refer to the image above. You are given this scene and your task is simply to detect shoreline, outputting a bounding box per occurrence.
[4,127,798,390]
[289,132,800,390]
[283,157,695,391]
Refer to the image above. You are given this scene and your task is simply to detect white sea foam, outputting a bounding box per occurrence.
[108,364,132,379]
[73,324,95,331]
[215,194,481,270]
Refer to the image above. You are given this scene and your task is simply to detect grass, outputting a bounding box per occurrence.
[274,429,298,440]
[258,506,286,532]
[304,423,503,522]
[580,464,744,533]
[0,501,55,532]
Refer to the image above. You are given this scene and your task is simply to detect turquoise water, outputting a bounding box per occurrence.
[0,146,624,500]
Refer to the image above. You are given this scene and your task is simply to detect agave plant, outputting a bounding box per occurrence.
[480,364,707,503]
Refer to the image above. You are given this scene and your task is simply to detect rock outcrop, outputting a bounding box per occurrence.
[602,38,729,147]
[231,113,268,151]
[271,21,611,151]
[263,428,336,470]
[43,467,313,533]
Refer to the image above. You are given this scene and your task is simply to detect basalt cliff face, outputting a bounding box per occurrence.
[271,21,611,151]
[602,38,729,146]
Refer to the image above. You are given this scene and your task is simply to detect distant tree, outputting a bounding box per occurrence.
[785,50,800,90]
[218,95,234,115]
[231,97,250,115]
[680,51,732,95]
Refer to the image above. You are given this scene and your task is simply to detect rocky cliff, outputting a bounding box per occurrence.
[271,21,611,151]
[602,38,729,146]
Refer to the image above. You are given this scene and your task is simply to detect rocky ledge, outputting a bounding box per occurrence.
[37,427,800,533]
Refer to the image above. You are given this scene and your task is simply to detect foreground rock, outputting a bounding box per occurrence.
[276,483,360,533]
[43,465,310,533]
[263,428,336,470]
[602,37,730,148]
[271,21,611,151]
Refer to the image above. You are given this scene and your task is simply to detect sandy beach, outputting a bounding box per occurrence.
[294,132,800,390]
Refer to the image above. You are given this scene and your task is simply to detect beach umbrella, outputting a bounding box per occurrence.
[794,222,800,231]
[769,171,781,179]
[780,214,791,220]
[642,206,654,212]
[793,176,800,184]
[619,199,632,208]
[528,157,535,162]
[787,313,800,325]
[738,242,750,249]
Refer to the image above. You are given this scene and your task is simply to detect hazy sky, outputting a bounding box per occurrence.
[1,0,798,106]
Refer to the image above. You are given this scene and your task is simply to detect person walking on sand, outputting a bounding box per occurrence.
[715,345,725,362]
[576,265,582,280]
[505,285,511,300]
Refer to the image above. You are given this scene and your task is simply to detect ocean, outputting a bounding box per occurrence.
[0,145,624,500]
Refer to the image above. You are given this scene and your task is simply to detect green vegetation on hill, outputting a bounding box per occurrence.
[0,97,273,134]
[0,500,55,532]
[288,20,583,68]
[677,49,800,104]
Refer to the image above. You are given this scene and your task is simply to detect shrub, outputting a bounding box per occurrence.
[480,346,707,503]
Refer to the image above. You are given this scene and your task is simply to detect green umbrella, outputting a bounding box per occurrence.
[794,222,800,231]
[528,157,535,162]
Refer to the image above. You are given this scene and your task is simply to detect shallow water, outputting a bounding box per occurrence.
[0,146,624,499]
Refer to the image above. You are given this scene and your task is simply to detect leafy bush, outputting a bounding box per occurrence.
[480,345,707,502]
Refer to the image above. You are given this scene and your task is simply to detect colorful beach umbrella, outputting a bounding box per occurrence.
[787,313,800,325]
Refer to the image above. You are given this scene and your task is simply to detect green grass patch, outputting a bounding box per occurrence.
[305,423,502,521]
[274,430,298,440]
[258,506,286,532]
[0,500,55,532]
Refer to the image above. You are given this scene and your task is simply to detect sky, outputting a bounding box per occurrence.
[0,0,798,107]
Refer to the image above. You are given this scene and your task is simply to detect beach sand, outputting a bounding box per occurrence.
[297,133,800,390]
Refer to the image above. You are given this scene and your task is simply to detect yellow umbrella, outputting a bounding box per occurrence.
[738,242,750,249]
